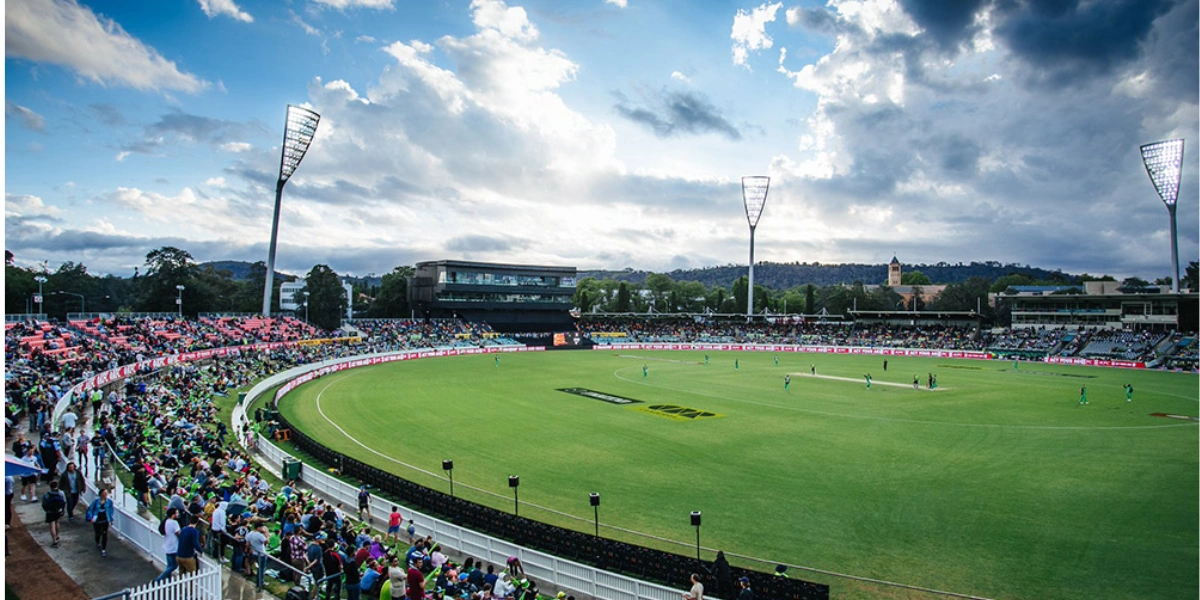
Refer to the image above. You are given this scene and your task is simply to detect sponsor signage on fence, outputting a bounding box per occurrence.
[593,343,993,361]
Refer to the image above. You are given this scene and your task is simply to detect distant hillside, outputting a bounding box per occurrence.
[200,260,296,282]
[580,261,1076,289]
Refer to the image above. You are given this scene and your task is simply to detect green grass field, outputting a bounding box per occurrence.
[276,350,1198,600]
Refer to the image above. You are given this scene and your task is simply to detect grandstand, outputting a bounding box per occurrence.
[5,312,1196,600]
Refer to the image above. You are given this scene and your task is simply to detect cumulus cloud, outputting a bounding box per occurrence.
[605,0,629,8]
[221,142,253,153]
[6,0,207,93]
[731,2,782,68]
[196,0,253,22]
[6,101,45,131]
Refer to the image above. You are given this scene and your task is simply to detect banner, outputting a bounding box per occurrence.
[592,343,992,361]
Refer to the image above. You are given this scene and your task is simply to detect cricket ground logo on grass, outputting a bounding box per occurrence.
[558,388,643,405]
[636,405,724,421]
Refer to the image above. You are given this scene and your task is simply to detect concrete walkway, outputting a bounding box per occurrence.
[10,491,272,599]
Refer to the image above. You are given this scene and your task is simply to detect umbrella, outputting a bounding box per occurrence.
[5,454,46,478]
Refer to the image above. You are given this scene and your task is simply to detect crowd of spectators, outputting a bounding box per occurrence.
[3,311,1196,596]
[346,319,520,353]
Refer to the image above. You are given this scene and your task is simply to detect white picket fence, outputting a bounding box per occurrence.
[113,559,222,600]
[80,482,222,600]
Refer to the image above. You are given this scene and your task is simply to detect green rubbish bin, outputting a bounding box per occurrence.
[238,391,247,405]
[283,458,302,481]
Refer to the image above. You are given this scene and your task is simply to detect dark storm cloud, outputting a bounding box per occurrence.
[897,0,989,51]
[613,90,742,141]
[993,0,1176,87]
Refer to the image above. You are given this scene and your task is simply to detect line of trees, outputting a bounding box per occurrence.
[7,247,1197,329]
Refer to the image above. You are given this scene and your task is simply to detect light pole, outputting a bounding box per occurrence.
[509,475,520,516]
[51,291,85,314]
[298,290,309,323]
[589,493,600,538]
[263,105,321,316]
[33,275,47,316]
[1140,139,1185,293]
[176,285,186,317]
[690,511,702,562]
[742,176,770,321]
[443,460,455,498]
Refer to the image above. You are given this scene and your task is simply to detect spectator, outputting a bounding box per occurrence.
[85,488,115,557]
[57,462,84,523]
[406,556,425,600]
[155,508,181,582]
[245,523,269,588]
[682,573,704,600]
[41,480,67,548]
[176,514,203,574]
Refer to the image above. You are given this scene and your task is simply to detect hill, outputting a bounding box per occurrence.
[580,261,1075,289]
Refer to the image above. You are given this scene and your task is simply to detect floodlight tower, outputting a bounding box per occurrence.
[262,105,321,316]
[742,176,770,320]
[1140,140,1185,293]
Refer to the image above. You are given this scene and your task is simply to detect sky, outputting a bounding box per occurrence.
[4,0,1198,281]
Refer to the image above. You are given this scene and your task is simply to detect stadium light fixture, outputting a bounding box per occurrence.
[176,284,186,317]
[589,493,601,538]
[509,475,520,515]
[1140,139,1185,293]
[742,176,770,320]
[34,275,47,316]
[263,104,321,316]
[443,459,455,497]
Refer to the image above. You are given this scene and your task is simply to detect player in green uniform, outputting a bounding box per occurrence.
[864,374,872,389]
[643,364,648,379]
[735,359,739,370]
[1124,384,1133,402]
[784,374,790,390]
[704,354,709,365]
[774,354,779,366]
[1078,385,1088,405]
[495,355,500,367]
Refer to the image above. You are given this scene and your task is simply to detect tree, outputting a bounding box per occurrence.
[368,266,412,317]
[573,277,602,313]
[616,282,632,313]
[304,265,349,331]
[989,273,1035,294]
[901,270,932,285]
[644,273,675,312]
[1184,261,1198,291]
[929,277,992,320]
[731,276,749,314]
[138,246,197,312]
[908,285,924,311]
[804,284,815,314]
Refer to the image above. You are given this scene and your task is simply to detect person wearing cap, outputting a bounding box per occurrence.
[406,555,425,600]
[306,532,326,586]
[682,573,703,600]
[737,577,753,600]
